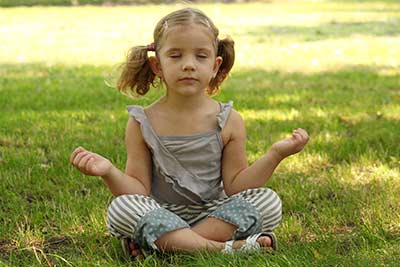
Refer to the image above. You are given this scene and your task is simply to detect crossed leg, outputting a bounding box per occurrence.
[191,217,272,248]
[112,188,281,257]
[130,217,272,257]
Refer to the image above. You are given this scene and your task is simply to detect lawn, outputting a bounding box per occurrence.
[1,1,400,266]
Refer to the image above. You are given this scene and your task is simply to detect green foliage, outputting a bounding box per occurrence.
[1,1,400,266]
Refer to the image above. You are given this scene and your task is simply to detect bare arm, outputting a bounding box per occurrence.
[70,118,152,196]
[221,110,309,196]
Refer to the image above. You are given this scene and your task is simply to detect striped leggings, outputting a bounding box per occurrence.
[106,187,282,250]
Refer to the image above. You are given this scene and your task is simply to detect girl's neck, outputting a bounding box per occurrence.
[159,92,211,113]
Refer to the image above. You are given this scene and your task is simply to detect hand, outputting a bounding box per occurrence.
[70,146,113,177]
[271,128,309,160]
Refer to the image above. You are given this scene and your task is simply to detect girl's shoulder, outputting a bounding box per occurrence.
[220,107,246,146]
[126,99,162,122]
[221,107,244,132]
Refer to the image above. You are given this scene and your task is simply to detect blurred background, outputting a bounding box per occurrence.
[2,0,315,7]
[1,0,399,73]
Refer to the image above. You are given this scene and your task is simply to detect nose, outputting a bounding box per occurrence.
[182,56,196,71]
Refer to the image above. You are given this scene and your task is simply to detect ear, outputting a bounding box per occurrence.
[148,56,163,78]
[213,56,223,77]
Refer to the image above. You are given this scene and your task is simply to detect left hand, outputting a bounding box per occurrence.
[271,128,309,160]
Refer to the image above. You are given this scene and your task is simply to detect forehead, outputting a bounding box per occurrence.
[160,24,216,51]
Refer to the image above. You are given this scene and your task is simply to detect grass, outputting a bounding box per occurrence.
[1,1,400,266]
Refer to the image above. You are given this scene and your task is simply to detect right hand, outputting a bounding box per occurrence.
[70,147,113,177]
[270,128,309,160]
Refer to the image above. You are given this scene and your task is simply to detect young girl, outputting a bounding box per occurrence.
[70,7,309,258]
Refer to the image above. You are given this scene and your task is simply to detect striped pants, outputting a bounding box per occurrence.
[106,187,282,250]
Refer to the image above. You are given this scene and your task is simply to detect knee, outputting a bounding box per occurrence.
[106,195,135,233]
[108,194,157,214]
[106,194,159,236]
[108,194,128,209]
[258,189,282,230]
[107,194,134,220]
[261,188,282,216]
[241,188,282,219]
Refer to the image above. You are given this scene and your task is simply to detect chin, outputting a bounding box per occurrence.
[176,86,204,96]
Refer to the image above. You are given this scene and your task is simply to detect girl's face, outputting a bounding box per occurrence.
[151,23,222,97]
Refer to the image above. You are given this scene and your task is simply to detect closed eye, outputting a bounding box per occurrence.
[197,54,208,59]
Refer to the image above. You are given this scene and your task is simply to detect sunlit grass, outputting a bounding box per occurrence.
[0,2,399,72]
[242,108,301,121]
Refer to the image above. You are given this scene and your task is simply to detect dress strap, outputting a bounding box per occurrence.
[217,101,234,130]
[126,105,159,150]
[126,105,145,122]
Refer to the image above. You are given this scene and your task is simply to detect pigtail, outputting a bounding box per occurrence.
[207,36,235,95]
[117,46,156,97]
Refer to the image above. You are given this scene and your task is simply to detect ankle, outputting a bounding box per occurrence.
[232,235,272,249]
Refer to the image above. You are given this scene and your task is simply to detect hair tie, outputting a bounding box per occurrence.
[163,21,169,30]
[147,43,156,52]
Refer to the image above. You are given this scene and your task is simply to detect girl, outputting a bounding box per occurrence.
[70,7,309,259]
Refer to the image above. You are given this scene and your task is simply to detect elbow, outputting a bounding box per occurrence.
[133,186,151,196]
[113,190,150,197]
[144,188,151,196]
[112,181,151,197]
[138,184,152,196]
[223,184,237,197]
[223,173,242,196]
[142,183,151,196]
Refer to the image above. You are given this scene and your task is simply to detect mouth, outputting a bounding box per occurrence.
[179,77,199,82]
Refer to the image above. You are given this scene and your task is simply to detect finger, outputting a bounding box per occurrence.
[293,128,309,142]
[292,132,302,141]
[297,131,308,143]
[78,153,93,170]
[73,151,89,166]
[70,146,85,164]
[85,157,96,173]
[297,128,309,139]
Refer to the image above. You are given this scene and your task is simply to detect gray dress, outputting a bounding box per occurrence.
[125,101,232,205]
[106,101,282,250]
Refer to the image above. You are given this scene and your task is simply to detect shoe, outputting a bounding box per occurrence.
[222,232,277,253]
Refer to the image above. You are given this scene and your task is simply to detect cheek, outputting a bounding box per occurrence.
[160,60,179,75]
[159,69,174,84]
[157,62,168,79]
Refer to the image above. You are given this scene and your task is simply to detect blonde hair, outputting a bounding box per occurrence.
[117,7,235,97]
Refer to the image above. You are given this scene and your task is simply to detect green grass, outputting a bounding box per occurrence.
[1,1,400,266]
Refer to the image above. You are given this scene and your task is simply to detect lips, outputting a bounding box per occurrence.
[179,77,198,82]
